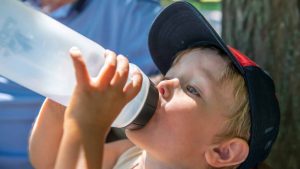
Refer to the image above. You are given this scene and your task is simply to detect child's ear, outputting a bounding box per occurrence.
[204,138,249,168]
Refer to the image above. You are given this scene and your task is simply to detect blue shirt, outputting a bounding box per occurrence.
[0,1,161,168]
[24,0,161,75]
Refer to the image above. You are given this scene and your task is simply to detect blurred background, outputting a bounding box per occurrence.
[0,0,299,169]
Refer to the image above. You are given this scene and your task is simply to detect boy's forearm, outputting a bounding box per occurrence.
[55,120,107,169]
[54,120,81,169]
[80,124,107,169]
[29,99,65,169]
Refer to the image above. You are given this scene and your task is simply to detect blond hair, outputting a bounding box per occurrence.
[215,58,250,169]
[218,61,250,141]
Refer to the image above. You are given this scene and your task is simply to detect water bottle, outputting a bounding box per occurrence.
[0,0,158,129]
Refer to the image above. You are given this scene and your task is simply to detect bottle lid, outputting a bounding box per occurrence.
[125,79,159,130]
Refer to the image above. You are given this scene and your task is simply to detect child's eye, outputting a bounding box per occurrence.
[186,85,201,97]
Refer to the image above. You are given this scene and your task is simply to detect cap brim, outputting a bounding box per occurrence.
[149,1,244,75]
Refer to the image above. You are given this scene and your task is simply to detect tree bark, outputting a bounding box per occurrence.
[222,0,300,169]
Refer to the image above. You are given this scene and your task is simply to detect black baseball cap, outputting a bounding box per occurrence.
[148,1,280,169]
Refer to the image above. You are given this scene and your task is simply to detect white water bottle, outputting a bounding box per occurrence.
[0,0,158,129]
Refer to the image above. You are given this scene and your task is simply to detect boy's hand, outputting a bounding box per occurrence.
[65,48,142,133]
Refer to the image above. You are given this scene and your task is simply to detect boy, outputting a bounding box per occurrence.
[29,1,280,169]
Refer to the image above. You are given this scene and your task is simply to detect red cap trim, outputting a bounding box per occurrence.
[228,46,257,67]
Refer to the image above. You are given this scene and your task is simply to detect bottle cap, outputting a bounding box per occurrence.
[125,79,159,130]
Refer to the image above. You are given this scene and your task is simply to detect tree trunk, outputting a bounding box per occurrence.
[222,0,300,169]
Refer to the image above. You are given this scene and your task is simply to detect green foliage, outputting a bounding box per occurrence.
[161,0,221,11]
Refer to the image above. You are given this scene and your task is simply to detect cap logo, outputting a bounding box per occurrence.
[264,140,273,150]
[264,126,274,134]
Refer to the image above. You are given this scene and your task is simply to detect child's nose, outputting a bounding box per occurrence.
[157,78,180,100]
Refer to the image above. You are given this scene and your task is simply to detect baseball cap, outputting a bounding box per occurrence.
[148,1,280,169]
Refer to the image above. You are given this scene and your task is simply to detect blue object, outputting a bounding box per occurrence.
[25,0,161,75]
[0,0,161,168]
[0,77,43,169]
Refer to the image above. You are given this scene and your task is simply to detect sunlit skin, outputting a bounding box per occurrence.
[54,48,143,169]
[126,48,238,168]
[29,47,249,169]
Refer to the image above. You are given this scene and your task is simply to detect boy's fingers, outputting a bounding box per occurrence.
[96,50,117,90]
[70,47,90,87]
[110,55,129,88]
[123,69,143,101]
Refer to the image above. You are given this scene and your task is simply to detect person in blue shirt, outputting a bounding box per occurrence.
[0,0,161,168]
[24,0,161,75]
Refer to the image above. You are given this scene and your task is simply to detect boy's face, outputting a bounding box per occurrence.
[126,48,236,165]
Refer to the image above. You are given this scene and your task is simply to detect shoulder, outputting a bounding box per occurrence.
[102,139,134,169]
